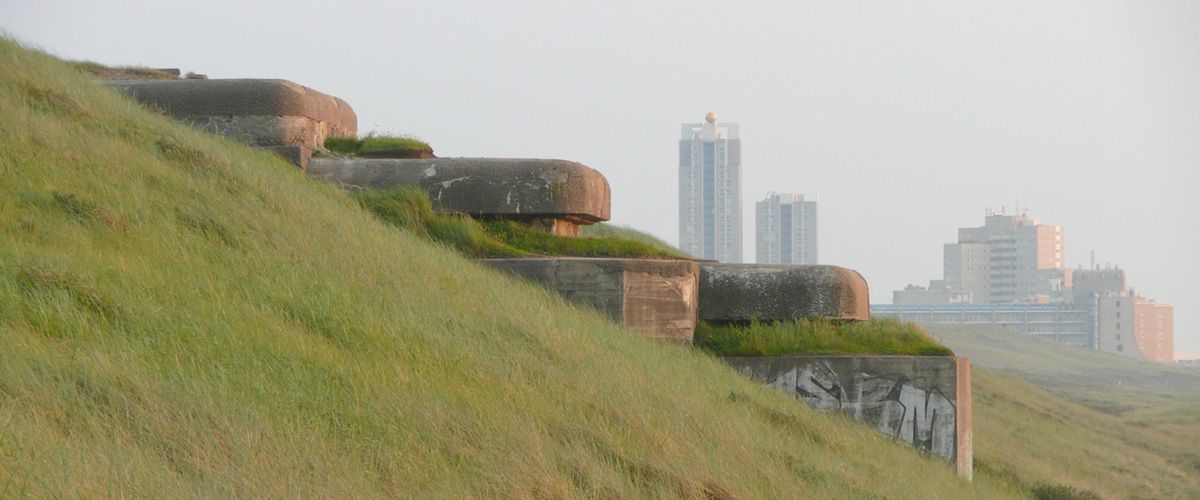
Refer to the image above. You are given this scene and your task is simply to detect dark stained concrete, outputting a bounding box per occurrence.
[699,264,869,323]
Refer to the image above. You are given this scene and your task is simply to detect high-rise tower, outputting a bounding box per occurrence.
[678,112,742,262]
[756,193,818,264]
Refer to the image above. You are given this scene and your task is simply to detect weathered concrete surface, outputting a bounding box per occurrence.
[723,355,973,479]
[105,79,356,168]
[698,264,869,322]
[308,158,611,232]
[483,258,698,342]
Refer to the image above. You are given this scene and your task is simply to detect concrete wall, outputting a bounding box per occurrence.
[308,157,611,236]
[723,355,973,479]
[106,79,357,169]
[482,258,699,342]
[699,264,869,323]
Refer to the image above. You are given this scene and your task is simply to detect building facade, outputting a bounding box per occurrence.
[755,193,817,265]
[893,280,973,305]
[949,211,1066,303]
[1133,298,1173,363]
[873,303,1092,347]
[880,266,1175,363]
[679,113,742,262]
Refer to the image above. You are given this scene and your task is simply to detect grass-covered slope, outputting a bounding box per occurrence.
[581,223,689,257]
[0,40,1017,497]
[695,319,953,357]
[931,325,1200,498]
[353,186,689,259]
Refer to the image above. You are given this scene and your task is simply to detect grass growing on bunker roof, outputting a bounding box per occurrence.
[695,318,954,357]
[323,133,431,156]
[70,60,180,80]
[352,185,688,259]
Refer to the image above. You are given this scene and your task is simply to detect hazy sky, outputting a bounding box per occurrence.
[4,1,1198,354]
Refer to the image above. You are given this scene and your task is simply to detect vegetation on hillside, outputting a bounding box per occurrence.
[323,133,433,157]
[695,318,953,357]
[353,185,689,259]
[0,38,1023,497]
[71,60,180,80]
[933,324,1200,498]
[581,223,689,257]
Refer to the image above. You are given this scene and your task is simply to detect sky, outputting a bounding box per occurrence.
[3,0,1198,355]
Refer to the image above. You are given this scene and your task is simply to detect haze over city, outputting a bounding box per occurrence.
[3,0,1196,354]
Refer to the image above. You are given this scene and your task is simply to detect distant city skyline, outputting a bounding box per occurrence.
[880,211,1174,362]
[4,1,1195,352]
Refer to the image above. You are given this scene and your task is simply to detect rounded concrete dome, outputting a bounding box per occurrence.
[704,112,718,124]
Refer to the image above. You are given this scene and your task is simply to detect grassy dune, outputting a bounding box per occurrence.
[695,319,953,357]
[580,223,688,256]
[932,325,1200,498]
[0,38,1022,497]
[353,186,688,259]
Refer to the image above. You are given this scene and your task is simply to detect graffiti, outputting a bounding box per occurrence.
[767,361,957,460]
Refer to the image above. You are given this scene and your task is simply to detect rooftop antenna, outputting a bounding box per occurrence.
[1090,250,1096,270]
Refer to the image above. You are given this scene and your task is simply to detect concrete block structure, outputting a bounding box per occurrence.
[698,264,869,323]
[308,158,611,236]
[106,79,357,169]
[724,355,973,479]
[483,258,699,342]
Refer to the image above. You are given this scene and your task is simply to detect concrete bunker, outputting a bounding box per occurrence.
[723,355,973,479]
[105,78,357,169]
[699,263,870,323]
[482,258,699,343]
[308,157,611,237]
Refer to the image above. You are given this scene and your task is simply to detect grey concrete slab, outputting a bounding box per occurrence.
[308,158,611,225]
[699,264,869,322]
[723,355,972,479]
[105,79,356,169]
[105,79,356,127]
[483,258,698,342]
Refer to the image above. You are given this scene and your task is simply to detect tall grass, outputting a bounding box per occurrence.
[695,318,953,357]
[581,223,689,257]
[353,185,687,259]
[323,133,431,156]
[933,325,1200,498]
[0,37,1024,497]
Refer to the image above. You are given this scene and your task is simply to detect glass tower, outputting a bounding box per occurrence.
[678,113,742,262]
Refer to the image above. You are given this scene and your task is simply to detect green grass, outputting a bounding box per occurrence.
[695,318,954,357]
[932,324,1200,498]
[323,133,431,156]
[353,185,688,259]
[581,223,689,257]
[351,185,525,258]
[70,61,179,80]
[0,38,1027,497]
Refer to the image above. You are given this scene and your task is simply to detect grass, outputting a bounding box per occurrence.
[353,185,689,259]
[695,318,954,357]
[581,223,689,257]
[323,133,432,156]
[932,324,1200,498]
[0,37,1027,497]
[70,61,179,80]
[351,185,525,258]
